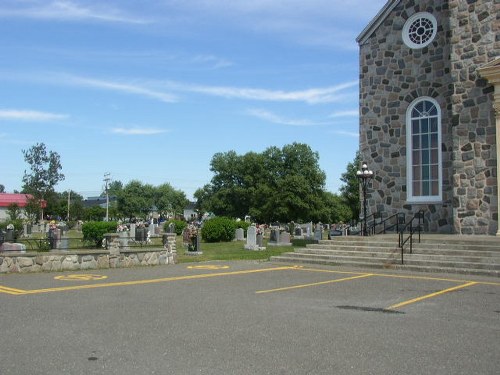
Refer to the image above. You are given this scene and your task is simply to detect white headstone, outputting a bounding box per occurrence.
[244,226,258,250]
[235,228,245,241]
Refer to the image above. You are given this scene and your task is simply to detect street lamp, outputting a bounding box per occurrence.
[356,161,374,236]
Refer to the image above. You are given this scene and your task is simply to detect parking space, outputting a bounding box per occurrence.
[1,262,498,312]
[1,262,499,375]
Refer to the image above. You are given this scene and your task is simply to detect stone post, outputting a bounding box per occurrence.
[478,59,500,236]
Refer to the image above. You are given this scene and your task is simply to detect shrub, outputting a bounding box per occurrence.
[201,217,236,242]
[164,219,187,236]
[82,221,117,247]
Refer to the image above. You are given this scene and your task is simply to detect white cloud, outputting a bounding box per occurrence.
[0,109,68,121]
[191,55,234,69]
[65,75,178,103]
[0,0,150,24]
[246,109,324,127]
[111,127,168,135]
[1,71,355,106]
[330,110,359,118]
[332,130,359,138]
[168,80,357,104]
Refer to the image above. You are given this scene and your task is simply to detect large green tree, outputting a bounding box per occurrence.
[339,151,361,221]
[155,183,188,219]
[195,143,327,223]
[117,180,155,220]
[21,143,65,219]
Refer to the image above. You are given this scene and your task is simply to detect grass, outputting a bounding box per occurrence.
[18,230,297,262]
[175,236,296,263]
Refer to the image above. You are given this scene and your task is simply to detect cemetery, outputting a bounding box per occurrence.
[0,215,352,273]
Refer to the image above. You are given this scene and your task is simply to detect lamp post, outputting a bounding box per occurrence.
[356,162,374,236]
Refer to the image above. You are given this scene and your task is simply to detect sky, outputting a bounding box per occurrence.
[0,0,387,200]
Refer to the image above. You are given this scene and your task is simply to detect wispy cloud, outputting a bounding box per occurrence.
[65,75,178,103]
[0,109,68,121]
[191,55,234,69]
[332,130,359,138]
[0,0,150,24]
[246,108,324,127]
[330,110,359,118]
[111,127,168,135]
[1,71,355,106]
[168,80,357,104]
[161,0,386,49]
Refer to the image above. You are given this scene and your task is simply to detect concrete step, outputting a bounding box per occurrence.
[270,254,500,277]
[270,233,500,277]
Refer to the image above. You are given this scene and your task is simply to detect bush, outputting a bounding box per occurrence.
[201,217,236,242]
[82,221,117,247]
[164,219,187,236]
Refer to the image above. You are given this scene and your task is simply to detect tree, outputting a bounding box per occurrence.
[117,180,155,220]
[24,196,42,223]
[197,143,327,223]
[0,184,5,193]
[7,203,22,221]
[155,183,188,219]
[339,151,361,221]
[22,143,65,219]
[50,190,85,221]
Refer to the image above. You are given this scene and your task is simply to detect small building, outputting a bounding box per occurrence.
[183,201,198,221]
[83,196,117,208]
[0,193,46,222]
[357,0,499,235]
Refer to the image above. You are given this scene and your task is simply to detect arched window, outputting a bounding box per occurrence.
[406,97,442,202]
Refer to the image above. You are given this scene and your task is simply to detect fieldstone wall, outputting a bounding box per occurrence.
[0,249,176,274]
[0,233,178,273]
[448,0,499,234]
[358,0,499,234]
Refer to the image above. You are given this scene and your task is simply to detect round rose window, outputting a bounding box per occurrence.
[403,12,437,49]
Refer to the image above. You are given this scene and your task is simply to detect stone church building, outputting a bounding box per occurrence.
[356,0,499,235]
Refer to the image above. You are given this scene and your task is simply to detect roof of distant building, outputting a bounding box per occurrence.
[0,193,46,208]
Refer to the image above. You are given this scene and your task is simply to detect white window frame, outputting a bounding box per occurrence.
[402,12,437,49]
[406,97,442,203]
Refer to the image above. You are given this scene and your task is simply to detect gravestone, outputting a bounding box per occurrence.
[136,227,146,242]
[129,223,136,239]
[5,228,15,242]
[280,232,291,246]
[235,228,245,241]
[58,234,69,251]
[244,225,265,250]
[182,227,190,246]
[314,223,323,241]
[168,222,175,234]
[294,227,303,239]
[268,230,292,247]
[269,229,280,244]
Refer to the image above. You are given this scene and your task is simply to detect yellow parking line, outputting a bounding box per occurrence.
[387,281,478,310]
[0,266,295,296]
[0,286,28,295]
[256,273,374,294]
[296,266,500,286]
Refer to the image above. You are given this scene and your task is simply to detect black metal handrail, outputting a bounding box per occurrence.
[368,212,406,235]
[398,210,424,264]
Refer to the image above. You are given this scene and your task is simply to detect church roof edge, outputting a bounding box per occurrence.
[356,0,401,46]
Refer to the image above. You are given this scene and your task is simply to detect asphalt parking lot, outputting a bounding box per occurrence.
[1,261,499,375]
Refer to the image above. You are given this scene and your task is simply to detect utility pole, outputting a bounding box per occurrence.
[67,190,71,221]
[104,173,111,222]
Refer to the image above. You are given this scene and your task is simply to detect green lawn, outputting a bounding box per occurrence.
[19,230,298,262]
[175,236,296,263]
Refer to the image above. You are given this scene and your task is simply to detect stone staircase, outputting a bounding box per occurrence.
[270,234,500,277]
